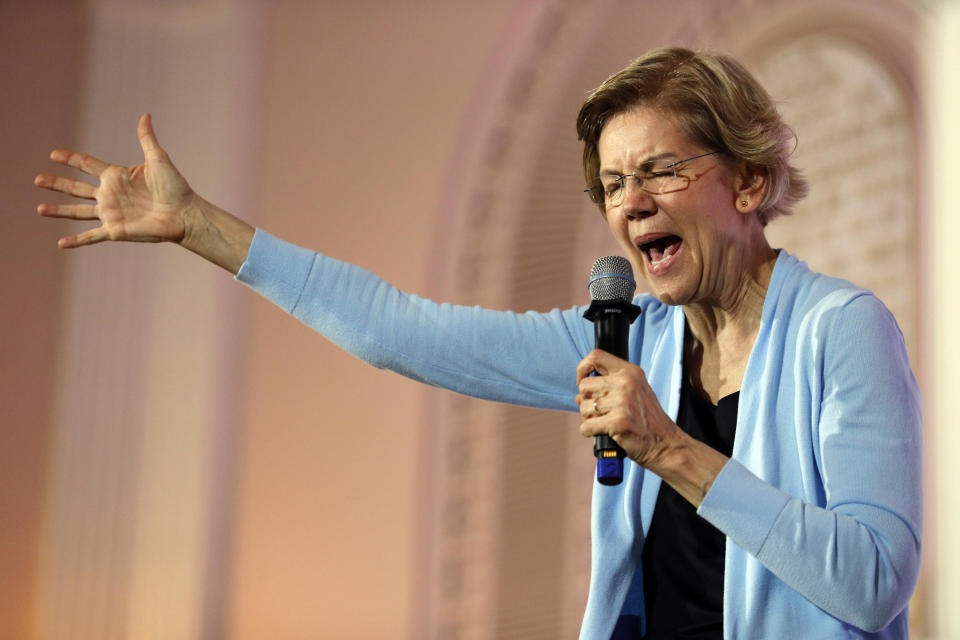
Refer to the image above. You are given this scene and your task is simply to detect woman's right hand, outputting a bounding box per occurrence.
[36,113,194,248]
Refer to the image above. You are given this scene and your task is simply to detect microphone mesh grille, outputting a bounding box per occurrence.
[588,256,636,302]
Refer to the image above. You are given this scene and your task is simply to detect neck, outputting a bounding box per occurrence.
[681,235,775,403]
[683,233,776,353]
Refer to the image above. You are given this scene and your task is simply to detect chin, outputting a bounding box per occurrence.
[650,291,686,306]
[644,275,697,307]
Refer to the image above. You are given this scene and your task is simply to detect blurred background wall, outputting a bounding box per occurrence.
[2,1,957,638]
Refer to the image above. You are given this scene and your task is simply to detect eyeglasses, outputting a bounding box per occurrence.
[584,151,719,208]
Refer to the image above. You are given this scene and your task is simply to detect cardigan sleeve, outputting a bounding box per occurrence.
[235,229,592,411]
[698,292,922,632]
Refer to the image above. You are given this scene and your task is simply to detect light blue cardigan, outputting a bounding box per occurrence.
[237,230,922,639]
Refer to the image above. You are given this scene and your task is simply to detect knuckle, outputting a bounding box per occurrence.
[623,373,643,393]
[101,165,123,180]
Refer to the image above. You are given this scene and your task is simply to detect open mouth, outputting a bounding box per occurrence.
[639,234,683,268]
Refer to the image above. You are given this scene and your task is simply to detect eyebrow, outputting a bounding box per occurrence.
[598,152,678,176]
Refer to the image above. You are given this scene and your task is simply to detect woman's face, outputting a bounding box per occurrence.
[596,106,748,307]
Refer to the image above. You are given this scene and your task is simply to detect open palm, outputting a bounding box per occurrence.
[36,114,193,248]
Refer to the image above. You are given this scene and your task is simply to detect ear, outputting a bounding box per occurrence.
[733,163,767,215]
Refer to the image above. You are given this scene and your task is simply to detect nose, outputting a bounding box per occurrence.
[620,179,657,221]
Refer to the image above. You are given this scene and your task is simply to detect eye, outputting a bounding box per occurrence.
[644,169,674,179]
[602,179,622,195]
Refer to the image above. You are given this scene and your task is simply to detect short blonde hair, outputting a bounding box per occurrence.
[576,47,808,226]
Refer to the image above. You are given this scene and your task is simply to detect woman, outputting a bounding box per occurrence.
[36,47,922,639]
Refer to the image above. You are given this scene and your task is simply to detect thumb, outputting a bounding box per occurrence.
[588,348,631,376]
[137,113,168,161]
[577,348,618,382]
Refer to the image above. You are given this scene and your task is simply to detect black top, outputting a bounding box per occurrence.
[611,376,739,639]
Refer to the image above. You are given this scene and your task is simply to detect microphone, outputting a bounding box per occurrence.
[583,256,642,486]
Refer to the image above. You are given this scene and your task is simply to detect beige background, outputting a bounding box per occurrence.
[2,1,957,638]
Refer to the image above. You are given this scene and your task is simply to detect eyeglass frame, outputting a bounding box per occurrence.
[584,151,720,208]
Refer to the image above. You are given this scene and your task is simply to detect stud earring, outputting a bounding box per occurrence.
[740,200,748,207]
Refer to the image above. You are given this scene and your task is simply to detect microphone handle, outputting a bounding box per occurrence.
[584,303,640,486]
[593,310,630,357]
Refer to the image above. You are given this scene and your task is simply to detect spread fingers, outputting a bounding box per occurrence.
[58,227,109,249]
[34,174,97,200]
[37,203,98,220]
[49,149,110,176]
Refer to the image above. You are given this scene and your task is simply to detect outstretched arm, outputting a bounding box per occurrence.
[36,113,254,274]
